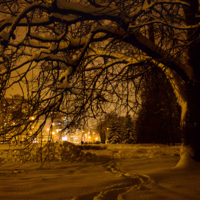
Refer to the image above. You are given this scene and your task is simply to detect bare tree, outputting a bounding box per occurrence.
[0,0,200,163]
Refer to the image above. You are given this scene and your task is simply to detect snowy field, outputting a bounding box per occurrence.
[0,143,200,200]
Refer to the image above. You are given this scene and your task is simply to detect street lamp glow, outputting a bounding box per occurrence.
[62,136,68,141]
[47,128,49,131]
[52,132,55,135]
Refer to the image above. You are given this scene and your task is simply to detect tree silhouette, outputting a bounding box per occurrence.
[1,0,200,163]
[136,67,182,145]
[108,116,122,144]
[121,114,135,144]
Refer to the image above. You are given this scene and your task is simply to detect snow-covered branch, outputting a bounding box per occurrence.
[1,2,50,47]
[129,19,200,31]
[29,31,66,42]
[55,0,129,23]
[0,16,51,32]
[0,52,74,76]
[134,0,190,19]
[84,25,193,82]
[56,67,73,89]
[131,30,194,82]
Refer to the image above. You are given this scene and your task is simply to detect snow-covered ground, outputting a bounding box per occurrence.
[0,143,200,200]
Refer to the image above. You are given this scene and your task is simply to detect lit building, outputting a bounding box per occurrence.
[0,94,29,143]
[43,113,70,142]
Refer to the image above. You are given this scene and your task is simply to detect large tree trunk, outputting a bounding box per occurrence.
[100,130,106,144]
[179,0,200,162]
[183,82,200,162]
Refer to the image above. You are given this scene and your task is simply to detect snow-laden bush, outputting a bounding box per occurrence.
[0,142,110,163]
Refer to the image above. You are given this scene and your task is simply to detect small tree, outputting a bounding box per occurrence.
[107,116,121,144]
[122,114,135,144]
[95,113,120,143]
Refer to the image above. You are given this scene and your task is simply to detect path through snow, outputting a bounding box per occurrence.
[0,143,200,200]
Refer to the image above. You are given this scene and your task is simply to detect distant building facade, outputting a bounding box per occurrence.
[0,94,29,143]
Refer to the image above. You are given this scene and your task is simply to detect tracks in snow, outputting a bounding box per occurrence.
[71,160,156,200]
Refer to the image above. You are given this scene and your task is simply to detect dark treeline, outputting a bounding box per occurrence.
[136,67,182,145]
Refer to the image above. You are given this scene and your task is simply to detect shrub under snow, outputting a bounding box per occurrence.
[0,142,110,163]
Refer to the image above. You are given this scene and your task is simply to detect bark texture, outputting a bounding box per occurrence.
[181,0,200,161]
